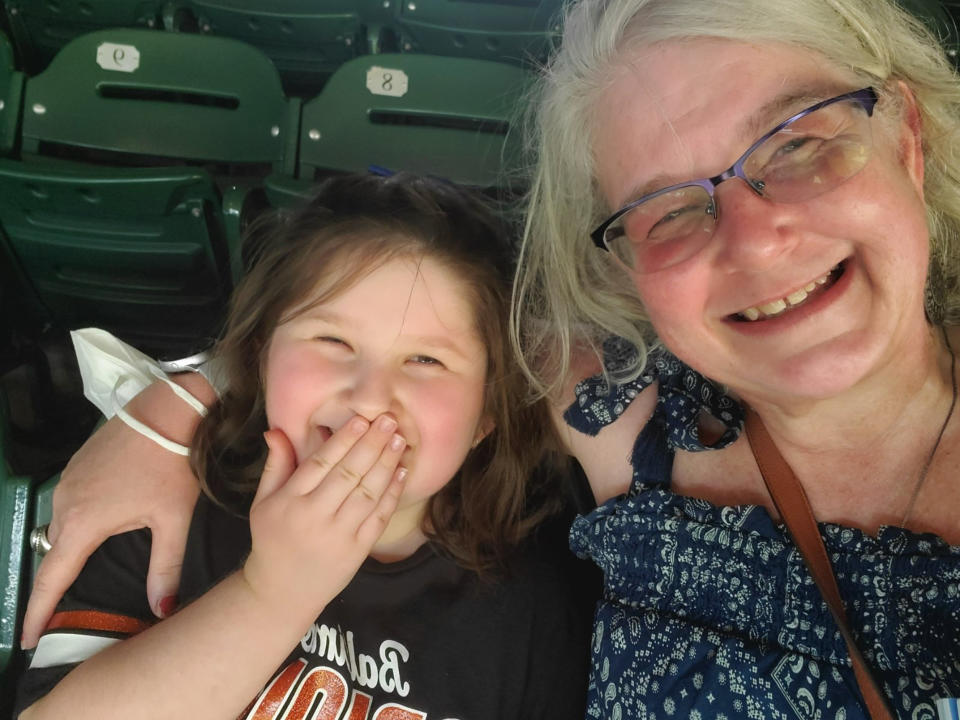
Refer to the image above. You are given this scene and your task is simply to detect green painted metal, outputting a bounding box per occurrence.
[394,0,563,66]
[4,1,163,73]
[20,29,294,169]
[0,30,24,157]
[0,477,28,669]
[30,474,57,582]
[0,161,232,354]
[2,28,302,353]
[0,390,30,685]
[297,54,533,188]
[174,0,364,91]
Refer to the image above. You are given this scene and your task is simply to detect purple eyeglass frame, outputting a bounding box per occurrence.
[591,86,879,250]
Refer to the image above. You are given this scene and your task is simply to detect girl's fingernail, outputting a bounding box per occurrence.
[158,595,179,617]
[351,417,369,434]
[390,433,405,451]
[396,467,408,482]
[378,415,397,432]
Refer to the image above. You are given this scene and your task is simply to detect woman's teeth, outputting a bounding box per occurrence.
[737,266,839,321]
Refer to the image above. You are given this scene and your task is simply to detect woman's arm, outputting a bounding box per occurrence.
[20,420,406,720]
[550,345,657,504]
[21,372,215,648]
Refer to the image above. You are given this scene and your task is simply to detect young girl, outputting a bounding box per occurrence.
[15,174,591,719]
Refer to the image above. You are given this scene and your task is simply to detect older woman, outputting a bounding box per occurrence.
[512,0,960,717]
[19,0,960,717]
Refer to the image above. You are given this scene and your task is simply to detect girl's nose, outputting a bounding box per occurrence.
[345,364,397,422]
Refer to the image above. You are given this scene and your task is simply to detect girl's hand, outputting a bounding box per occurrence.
[242,415,406,621]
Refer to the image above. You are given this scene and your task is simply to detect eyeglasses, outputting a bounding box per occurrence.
[591,87,879,274]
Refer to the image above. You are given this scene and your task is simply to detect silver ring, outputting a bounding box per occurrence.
[30,524,53,555]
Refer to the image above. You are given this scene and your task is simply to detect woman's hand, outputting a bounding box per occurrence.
[20,374,214,648]
[242,415,407,621]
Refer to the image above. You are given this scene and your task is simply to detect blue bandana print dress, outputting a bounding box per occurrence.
[566,340,960,720]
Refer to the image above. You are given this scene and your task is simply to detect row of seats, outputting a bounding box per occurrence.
[3,0,563,92]
[0,1,956,358]
[0,26,532,358]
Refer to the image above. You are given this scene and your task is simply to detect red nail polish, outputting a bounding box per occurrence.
[158,595,179,617]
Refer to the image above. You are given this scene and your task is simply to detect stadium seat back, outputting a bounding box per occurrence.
[174,0,365,93]
[297,54,532,188]
[0,30,24,157]
[394,0,562,66]
[0,161,230,355]
[20,28,294,170]
[3,0,163,72]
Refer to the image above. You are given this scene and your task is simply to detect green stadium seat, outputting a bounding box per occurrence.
[393,0,562,66]
[0,30,24,157]
[288,53,532,190]
[17,28,297,170]
[0,28,299,356]
[0,388,30,713]
[0,165,237,355]
[171,0,366,94]
[3,0,164,74]
[899,0,960,62]
[29,475,56,583]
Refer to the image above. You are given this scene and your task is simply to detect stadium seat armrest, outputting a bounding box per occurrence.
[221,185,249,285]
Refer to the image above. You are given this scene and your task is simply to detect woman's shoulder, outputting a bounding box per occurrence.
[671,436,771,510]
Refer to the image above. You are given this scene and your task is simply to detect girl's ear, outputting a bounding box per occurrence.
[472,416,496,448]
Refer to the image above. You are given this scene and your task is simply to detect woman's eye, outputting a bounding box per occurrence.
[777,137,810,154]
[770,135,823,162]
[651,204,698,230]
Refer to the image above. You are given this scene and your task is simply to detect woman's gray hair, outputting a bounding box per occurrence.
[511,0,960,399]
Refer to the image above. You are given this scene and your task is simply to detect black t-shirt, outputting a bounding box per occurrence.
[17,495,596,719]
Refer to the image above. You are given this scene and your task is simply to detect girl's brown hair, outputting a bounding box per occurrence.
[191,173,561,572]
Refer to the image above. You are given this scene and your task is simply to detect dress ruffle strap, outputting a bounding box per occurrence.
[563,337,743,453]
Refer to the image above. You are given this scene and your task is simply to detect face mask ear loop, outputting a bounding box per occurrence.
[111,376,192,456]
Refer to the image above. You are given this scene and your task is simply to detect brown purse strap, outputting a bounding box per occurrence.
[743,407,895,720]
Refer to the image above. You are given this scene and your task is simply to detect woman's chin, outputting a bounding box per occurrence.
[728,338,888,407]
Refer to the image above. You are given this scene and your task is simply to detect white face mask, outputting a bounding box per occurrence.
[71,328,210,455]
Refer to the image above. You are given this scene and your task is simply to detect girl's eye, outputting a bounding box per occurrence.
[316,336,350,349]
[409,355,443,367]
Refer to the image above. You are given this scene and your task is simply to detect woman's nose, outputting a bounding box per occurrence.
[711,180,800,272]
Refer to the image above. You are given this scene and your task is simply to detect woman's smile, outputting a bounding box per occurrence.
[733,263,843,321]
